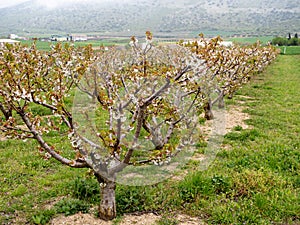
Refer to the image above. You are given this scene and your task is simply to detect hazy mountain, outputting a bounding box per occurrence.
[0,0,299,37]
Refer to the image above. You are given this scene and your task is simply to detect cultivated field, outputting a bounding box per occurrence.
[0,45,299,225]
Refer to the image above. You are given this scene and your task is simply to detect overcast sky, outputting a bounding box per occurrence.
[0,0,27,8]
[0,0,127,8]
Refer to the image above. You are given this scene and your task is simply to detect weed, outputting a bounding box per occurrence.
[11,184,27,197]
[73,177,100,204]
[178,172,213,202]
[31,209,56,225]
[116,186,147,213]
[233,125,243,131]
[211,175,231,194]
[157,215,179,225]
[54,198,90,216]
[224,129,260,142]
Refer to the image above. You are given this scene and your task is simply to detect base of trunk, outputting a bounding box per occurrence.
[218,97,225,109]
[95,174,117,221]
[228,92,234,99]
[204,101,214,120]
[99,193,116,221]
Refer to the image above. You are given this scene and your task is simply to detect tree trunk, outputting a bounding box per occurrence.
[204,99,214,120]
[0,104,12,120]
[95,174,117,220]
[228,91,234,99]
[218,95,225,109]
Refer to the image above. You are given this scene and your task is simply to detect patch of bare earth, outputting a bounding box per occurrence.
[176,214,206,224]
[50,213,160,225]
[50,212,206,225]
[190,104,251,163]
[10,211,28,225]
[51,213,110,225]
[0,133,6,141]
[225,105,251,131]
[119,213,160,225]
[200,104,251,137]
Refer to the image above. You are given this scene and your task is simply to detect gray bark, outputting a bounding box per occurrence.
[95,173,117,220]
[228,91,234,99]
[218,95,225,109]
[204,99,214,120]
[0,103,12,120]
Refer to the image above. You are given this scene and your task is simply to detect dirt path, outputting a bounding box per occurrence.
[50,212,205,225]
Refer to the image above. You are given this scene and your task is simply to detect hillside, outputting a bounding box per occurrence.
[0,0,299,37]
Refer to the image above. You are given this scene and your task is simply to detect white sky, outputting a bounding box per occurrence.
[0,0,27,8]
[0,0,126,9]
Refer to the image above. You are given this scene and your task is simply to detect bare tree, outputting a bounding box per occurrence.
[182,35,279,119]
[0,35,208,220]
[69,33,209,219]
[0,33,278,220]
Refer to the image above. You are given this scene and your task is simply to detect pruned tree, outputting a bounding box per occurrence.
[182,35,278,119]
[0,42,95,139]
[0,34,209,220]
[67,33,208,219]
[0,32,278,220]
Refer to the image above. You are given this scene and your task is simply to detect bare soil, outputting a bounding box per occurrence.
[0,133,6,141]
[189,105,250,163]
[225,105,251,131]
[50,212,205,225]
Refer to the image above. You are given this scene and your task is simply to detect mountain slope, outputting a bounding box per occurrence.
[0,0,299,37]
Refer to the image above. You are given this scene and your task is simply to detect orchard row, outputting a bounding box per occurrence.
[0,33,279,220]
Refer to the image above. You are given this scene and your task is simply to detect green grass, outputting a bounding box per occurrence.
[0,139,90,224]
[206,54,300,224]
[226,36,273,45]
[278,46,300,55]
[20,39,129,51]
[19,40,53,51]
[1,55,300,224]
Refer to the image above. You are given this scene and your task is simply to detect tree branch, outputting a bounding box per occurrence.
[0,103,12,120]
[211,89,225,106]
[20,110,89,168]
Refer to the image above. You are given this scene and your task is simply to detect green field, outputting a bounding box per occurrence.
[20,39,129,51]
[226,37,300,55]
[278,46,300,55]
[21,37,300,56]
[226,36,274,45]
[0,55,299,224]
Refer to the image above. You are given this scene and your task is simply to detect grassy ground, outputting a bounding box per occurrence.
[0,55,299,225]
[226,36,273,45]
[278,46,300,55]
[20,37,299,54]
[20,39,129,51]
[197,54,300,224]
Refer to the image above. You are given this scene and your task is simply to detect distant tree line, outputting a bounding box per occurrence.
[272,33,299,46]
